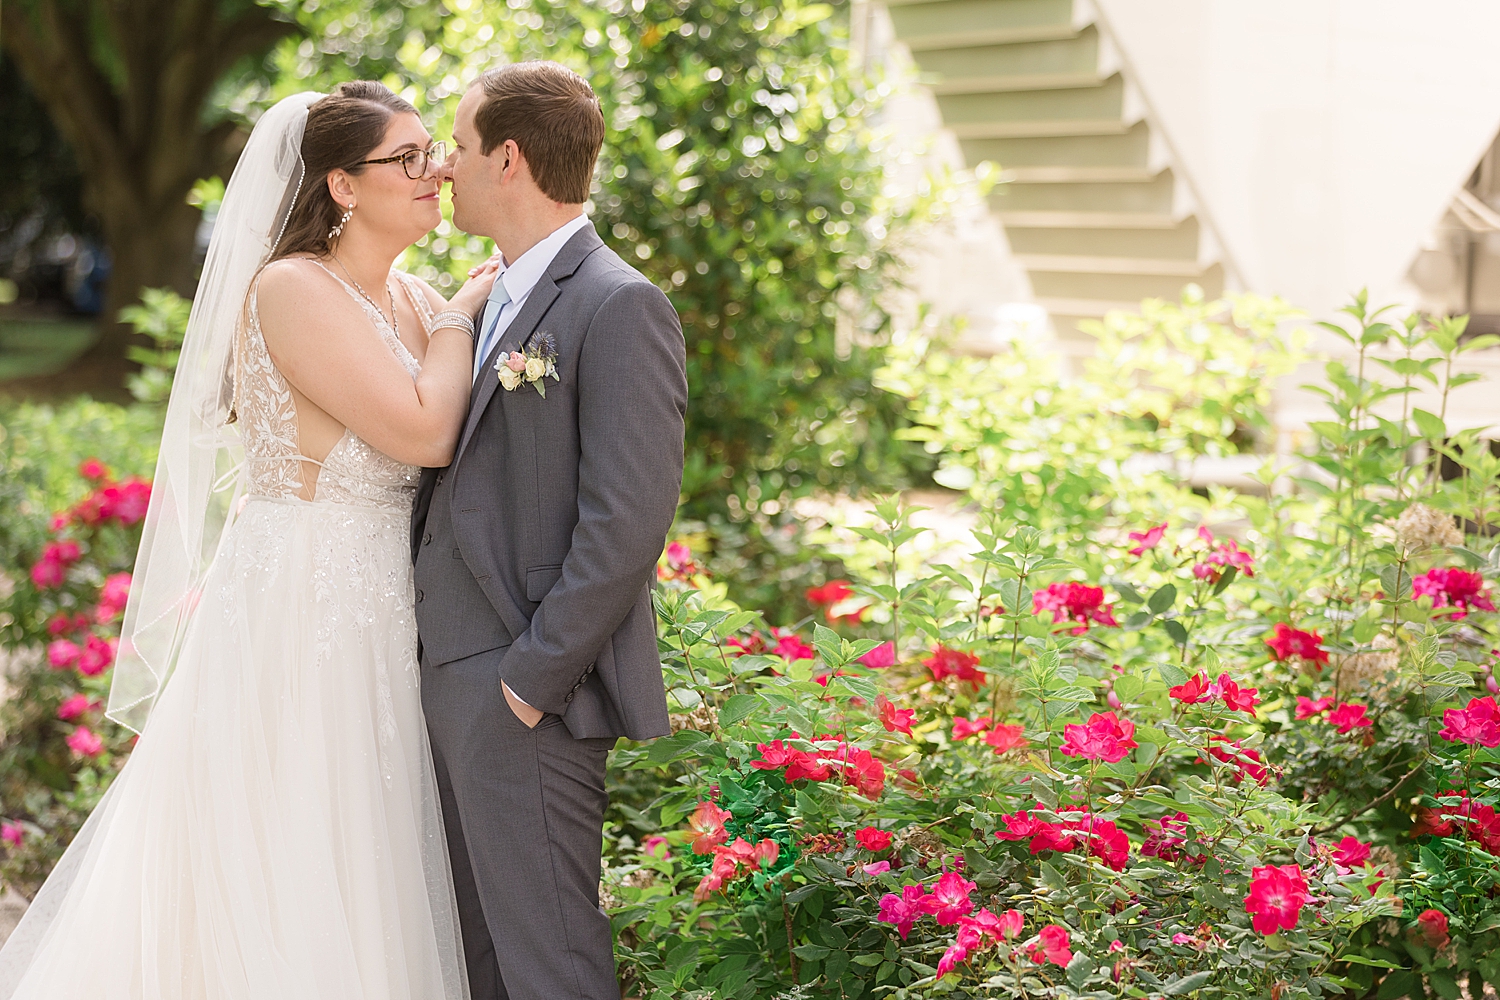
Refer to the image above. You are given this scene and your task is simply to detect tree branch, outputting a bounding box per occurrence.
[1309,758,1427,837]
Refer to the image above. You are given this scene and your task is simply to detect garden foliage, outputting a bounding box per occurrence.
[594,292,1500,999]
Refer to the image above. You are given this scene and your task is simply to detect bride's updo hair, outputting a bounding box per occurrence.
[269,81,417,261]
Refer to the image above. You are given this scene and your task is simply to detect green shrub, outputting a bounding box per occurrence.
[604,292,1500,999]
[0,399,159,894]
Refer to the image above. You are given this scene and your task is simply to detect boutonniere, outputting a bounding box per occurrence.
[496,332,560,397]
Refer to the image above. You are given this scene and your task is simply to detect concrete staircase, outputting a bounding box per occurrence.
[884,0,1225,344]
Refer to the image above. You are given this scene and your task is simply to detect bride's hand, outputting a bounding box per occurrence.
[447,258,502,316]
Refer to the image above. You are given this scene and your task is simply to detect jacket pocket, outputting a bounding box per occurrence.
[525,564,564,602]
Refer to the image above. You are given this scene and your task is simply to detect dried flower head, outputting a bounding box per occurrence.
[1396,503,1462,551]
[669,703,719,734]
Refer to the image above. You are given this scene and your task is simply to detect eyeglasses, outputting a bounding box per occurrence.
[359,141,447,180]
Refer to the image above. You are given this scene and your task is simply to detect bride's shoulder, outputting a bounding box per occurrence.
[256,255,334,300]
[253,258,350,347]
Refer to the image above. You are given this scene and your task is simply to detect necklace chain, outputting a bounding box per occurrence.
[330,254,400,340]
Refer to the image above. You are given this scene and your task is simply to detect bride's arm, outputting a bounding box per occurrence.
[256,259,497,468]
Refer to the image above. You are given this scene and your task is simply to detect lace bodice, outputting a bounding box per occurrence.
[238,263,434,511]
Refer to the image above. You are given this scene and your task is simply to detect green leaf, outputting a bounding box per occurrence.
[1412,408,1447,439]
[718,693,761,727]
[792,944,830,961]
[1376,970,1421,999]
[1148,584,1178,615]
[1429,671,1473,687]
[1157,662,1189,687]
[785,884,819,905]
[1211,565,1238,595]
[1162,619,1189,645]
[1066,952,1092,989]
[1164,971,1214,995]
[1429,970,1460,1000]
[1338,955,1401,970]
[813,624,843,666]
[1352,615,1381,643]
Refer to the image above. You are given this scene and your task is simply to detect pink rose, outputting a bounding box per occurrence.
[1,822,22,848]
[506,352,528,372]
[66,726,105,757]
[56,694,96,721]
[47,639,81,670]
[77,635,116,676]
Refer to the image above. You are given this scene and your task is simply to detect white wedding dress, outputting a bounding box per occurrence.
[0,268,469,1000]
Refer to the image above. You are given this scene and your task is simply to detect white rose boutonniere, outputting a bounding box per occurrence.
[495,332,560,398]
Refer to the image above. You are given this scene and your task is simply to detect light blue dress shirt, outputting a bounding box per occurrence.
[472,213,593,383]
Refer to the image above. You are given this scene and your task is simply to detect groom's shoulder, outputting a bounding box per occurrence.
[571,241,674,312]
[576,239,653,290]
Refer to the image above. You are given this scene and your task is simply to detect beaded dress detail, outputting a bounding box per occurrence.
[240,264,432,510]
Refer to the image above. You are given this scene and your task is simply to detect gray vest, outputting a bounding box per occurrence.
[413,467,510,665]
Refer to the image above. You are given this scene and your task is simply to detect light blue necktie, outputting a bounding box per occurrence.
[473,276,513,382]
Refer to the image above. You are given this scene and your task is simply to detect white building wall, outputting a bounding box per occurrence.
[1093,0,1500,318]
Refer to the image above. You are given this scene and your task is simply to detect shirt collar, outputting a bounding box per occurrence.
[496,213,592,305]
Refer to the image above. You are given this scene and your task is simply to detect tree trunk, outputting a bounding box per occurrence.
[0,0,296,382]
[87,192,204,371]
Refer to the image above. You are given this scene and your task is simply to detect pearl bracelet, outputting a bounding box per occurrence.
[431,309,477,340]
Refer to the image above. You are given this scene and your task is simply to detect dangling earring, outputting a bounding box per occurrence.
[328,203,354,241]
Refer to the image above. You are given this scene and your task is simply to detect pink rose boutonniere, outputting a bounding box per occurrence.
[497,332,560,397]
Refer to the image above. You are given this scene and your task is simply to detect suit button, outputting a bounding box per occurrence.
[422,532,432,545]
[585,663,595,674]
[415,589,424,603]
[436,473,444,486]
[564,692,574,703]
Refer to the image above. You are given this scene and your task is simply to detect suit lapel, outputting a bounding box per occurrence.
[455,223,606,464]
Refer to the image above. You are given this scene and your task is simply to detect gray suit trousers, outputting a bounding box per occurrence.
[422,647,619,1000]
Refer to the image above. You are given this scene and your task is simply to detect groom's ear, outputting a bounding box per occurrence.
[494,138,526,185]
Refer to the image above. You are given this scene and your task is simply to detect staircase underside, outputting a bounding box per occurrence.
[886,0,1222,343]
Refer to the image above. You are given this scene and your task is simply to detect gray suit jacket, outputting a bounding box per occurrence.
[411,224,686,741]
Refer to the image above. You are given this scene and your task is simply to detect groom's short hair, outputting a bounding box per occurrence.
[474,62,605,205]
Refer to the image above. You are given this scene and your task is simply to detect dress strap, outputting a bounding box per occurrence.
[393,271,435,335]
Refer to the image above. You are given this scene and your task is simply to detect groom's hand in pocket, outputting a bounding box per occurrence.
[502,680,545,728]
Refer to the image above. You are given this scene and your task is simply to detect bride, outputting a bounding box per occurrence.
[0,82,496,998]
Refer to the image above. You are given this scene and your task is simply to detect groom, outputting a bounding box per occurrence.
[413,61,686,1000]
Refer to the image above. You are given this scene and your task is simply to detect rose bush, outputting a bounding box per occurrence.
[593,293,1500,999]
[0,399,158,895]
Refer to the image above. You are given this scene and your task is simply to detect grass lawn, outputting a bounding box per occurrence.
[0,319,98,382]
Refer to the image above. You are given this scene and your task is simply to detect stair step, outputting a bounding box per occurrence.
[1001,165,1160,183]
[1029,263,1224,302]
[1006,217,1201,259]
[937,73,1124,131]
[997,210,1181,229]
[960,120,1151,168]
[994,168,1176,214]
[914,26,1101,92]
[950,119,1131,139]
[931,72,1103,95]
[1015,254,1205,276]
[888,0,1077,52]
